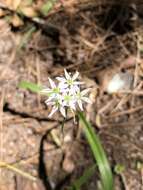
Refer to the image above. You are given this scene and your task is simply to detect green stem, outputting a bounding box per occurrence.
[78,111,114,190]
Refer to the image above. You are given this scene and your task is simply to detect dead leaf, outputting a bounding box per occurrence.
[20,0,33,7]
[12,0,21,10]
[96,114,102,128]
[11,14,24,27]
[20,6,37,18]
[139,62,143,77]
[0,8,7,17]
[5,0,13,8]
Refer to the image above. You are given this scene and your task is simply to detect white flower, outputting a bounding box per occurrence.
[62,92,76,111]
[41,78,66,117]
[49,105,66,118]
[41,77,60,99]
[56,69,83,93]
[45,98,66,118]
[41,70,91,118]
[75,89,91,111]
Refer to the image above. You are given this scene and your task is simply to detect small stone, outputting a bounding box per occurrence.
[64,134,72,143]
[62,158,75,173]
[27,128,33,135]
[107,72,133,93]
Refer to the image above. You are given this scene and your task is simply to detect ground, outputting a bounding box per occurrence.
[0,1,143,190]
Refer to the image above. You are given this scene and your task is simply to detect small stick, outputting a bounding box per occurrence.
[0,161,37,181]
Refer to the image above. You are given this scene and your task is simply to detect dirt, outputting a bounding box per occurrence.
[0,1,143,190]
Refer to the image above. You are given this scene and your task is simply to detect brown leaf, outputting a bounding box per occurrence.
[96,114,102,128]
[20,6,37,18]
[5,0,13,8]
[0,8,7,17]
[11,14,24,27]
[12,0,21,10]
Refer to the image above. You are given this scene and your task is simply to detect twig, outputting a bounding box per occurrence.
[133,32,141,88]
[0,161,37,181]
[106,105,143,118]
[0,89,5,181]
[117,90,143,96]
[36,55,41,108]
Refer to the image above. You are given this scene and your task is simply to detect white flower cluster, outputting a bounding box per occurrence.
[41,69,91,117]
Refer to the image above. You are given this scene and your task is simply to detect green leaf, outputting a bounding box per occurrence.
[71,165,96,190]
[40,0,57,16]
[19,81,42,93]
[78,112,114,190]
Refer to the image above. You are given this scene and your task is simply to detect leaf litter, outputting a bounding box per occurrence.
[0,1,143,190]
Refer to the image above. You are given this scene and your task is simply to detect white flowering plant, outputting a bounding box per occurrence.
[40,69,91,118]
[19,69,113,190]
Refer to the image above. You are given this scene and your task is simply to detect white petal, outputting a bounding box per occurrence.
[74,81,84,85]
[58,82,68,89]
[56,77,66,82]
[41,88,51,93]
[81,97,91,103]
[70,87,77,94]
[78,100,83,111]
[60,107,66,117]
[72,85,79,90]
[72,71,79,80]
[48,106,58,117]
[45,101,54,106]
[69,102,76,110]
[62,101,67,107]
[48,77,56,88]
[81,88,90,95]
[45,97,54,104]
[64,69,71,80]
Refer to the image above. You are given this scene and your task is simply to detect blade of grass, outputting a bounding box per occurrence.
[70,165,96,190]
[78,112,114,190]
[19,81,42,93]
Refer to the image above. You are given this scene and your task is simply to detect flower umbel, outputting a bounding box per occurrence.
[41,70,91,117]
[56,69,83,94]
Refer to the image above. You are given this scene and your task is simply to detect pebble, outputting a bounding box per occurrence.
[107,72,133,93]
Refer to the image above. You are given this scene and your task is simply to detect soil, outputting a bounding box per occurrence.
[0,1,143,190]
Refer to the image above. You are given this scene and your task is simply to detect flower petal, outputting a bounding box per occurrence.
[64,69,71,80]
[74,81,84,85]
[78,100,83,111]
[45,97,54,104]
[48,77,56,88]
[58,82,68,89]
[45,101,54,106]
[56,77,66,82]
[81,97,91,103]
[60,107,66,117]
[41,88,51,93]
[70,86,79,94]
[81,88,91,95]
[69,102,76,110]
[72,71,79,80]
[48,106,58,117]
